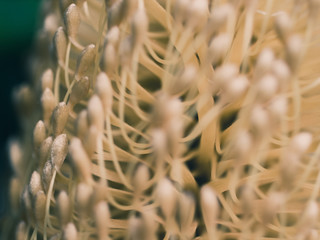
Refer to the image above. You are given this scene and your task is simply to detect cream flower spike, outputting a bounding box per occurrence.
[3,0,320,239]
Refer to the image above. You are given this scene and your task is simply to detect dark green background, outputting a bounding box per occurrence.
[0,0,42,220]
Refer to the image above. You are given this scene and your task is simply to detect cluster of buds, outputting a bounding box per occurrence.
[4,0,320,239]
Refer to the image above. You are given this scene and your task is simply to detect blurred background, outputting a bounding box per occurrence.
[0,0,42,221]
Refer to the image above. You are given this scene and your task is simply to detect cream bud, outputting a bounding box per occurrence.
[76,182,93,215]
[186,0,208,30]
[76,110,89,140]
[34,190,47,223]
[250,104,270,135]
[75,44,96,80]
[261,192,285,224]
[173,0,189,24]
[69,76,90,106]
[208,33,232,65]
[42,160,54,192]
[233,130,253,158]
[179,193,196,230]
[62,222,78,240]
[64,3,80,39]
[286,35,302,71]
[298,200,319,232]
[240,184,256,216]
[200,185,219,234]
[53,27,67,64]
[133,164,150,193]
[94,201,110,238]
[41,88,56,124]
[289,132,312,155]
[83,125,98,157]
[16,221,27,240]
[88,95,105,132]
[254,48,274,80]
[9,140,23,177]
[271,60,291,91]
[131,5,148,49]
[157,178,177,219]
[57,191,72,226]
[280,151,300,189]
[29,171,43,198]
[51,134,68,170]
[95,72,113,115]
[274,12,292,42]
[223,75,249,102]
[256,74,279,101]
[207,3,234,35]
[39,136,53,167]
[211,64,238,93]
[51,102,69,136]
[102,42,118,74]
[41,69,54,91]
[267,95,287,122]
[69,138,93,184]
[106,26,120,46]
[33,120,46,150]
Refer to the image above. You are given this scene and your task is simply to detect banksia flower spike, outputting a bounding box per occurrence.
[4,0,320,239]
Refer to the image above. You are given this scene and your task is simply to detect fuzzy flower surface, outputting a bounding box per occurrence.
[4,0,320,239]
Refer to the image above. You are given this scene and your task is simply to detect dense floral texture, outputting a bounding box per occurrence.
[4,0,320,239]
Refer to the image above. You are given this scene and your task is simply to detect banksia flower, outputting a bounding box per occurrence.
[3,0,320,239]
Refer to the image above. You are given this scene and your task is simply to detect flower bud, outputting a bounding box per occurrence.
[33,120,46,150]
[131,6,148,49]
[289,132,312,155]
[133,164,150,193]
[51,134,68,170]
[53,27,67,64]
[83,125,98,157]
[274,12,292,42]
[76,182,93,216]
[57,191,72,227]
[286,35,302,71]
[256,74,278,102]
[41,88,56,124]
[88,95,105,132]
[94,201,110,239]
[157,178,177,219]
[254,48,274,80]
[76,110,89,140]
[261,192,285,224]
[34,190,47,223]
[69,76,90,106]
[42,160,54,192]
[69,138,93,184]
[15,221,27,240]
[41,69,54,91]
[208,34,231,66]
[200,185,219,234]
[64,4,80,39]
[9,140,24,178]
[75,44,96,80]
[29,171,43,198]
[51,102,69,136]
[62,222,78,240]
[39,136,53,168]
[95,73,113,115]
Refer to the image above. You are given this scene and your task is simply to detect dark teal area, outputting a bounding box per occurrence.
[0,1,41,51]
[0,0,42,223]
